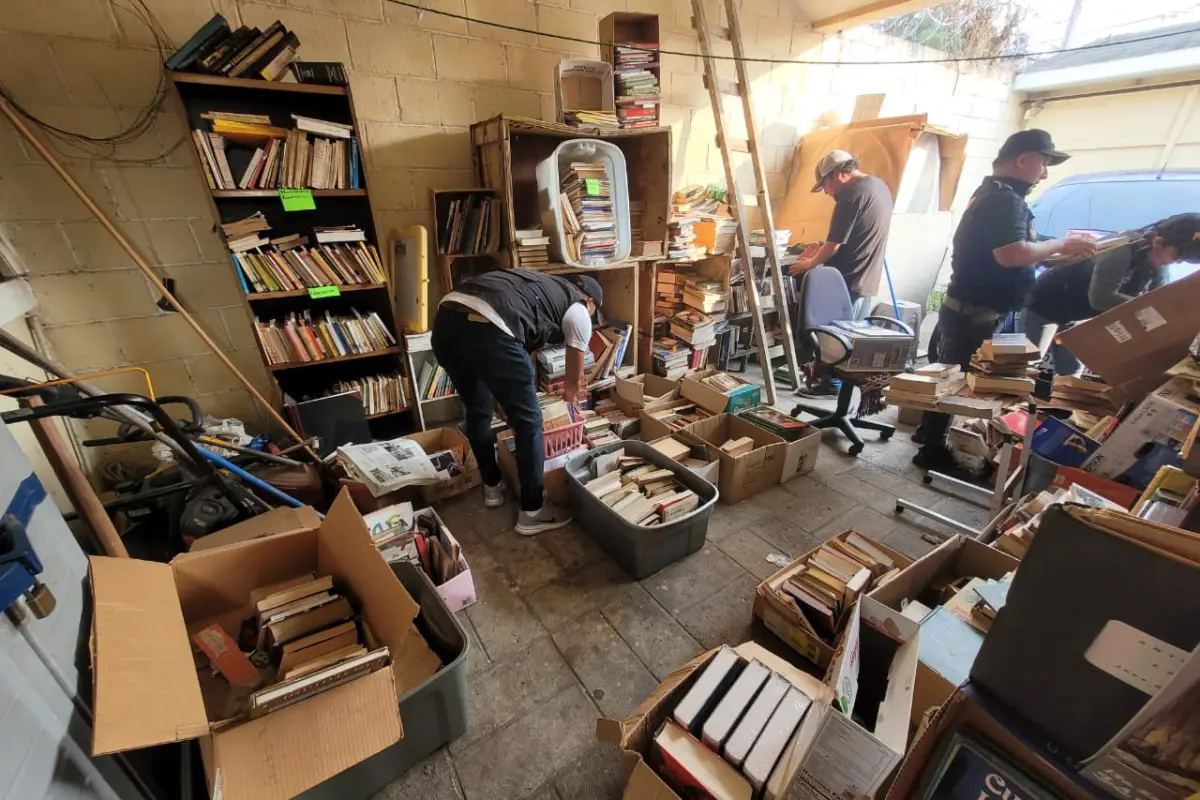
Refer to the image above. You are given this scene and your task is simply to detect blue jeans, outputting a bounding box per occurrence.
[920,305,1001,453]
[432,305,544,511]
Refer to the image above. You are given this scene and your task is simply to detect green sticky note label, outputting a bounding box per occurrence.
[279,188,316,211]
[308,285,341,299]
[585,178,601,196]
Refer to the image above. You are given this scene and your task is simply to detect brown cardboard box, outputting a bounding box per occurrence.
[405,427,482,504]
[496,428,571,505]
[649,434,720,485]
[868,535,1020,729]
[679,414,820,503]
[637,398,709,442]
[614,373,681,417]
[597,642,834,800]
[1059,270,1200,388]
[680,369,762,414]
[188,506,323,552]
[885,687,1101,800]
[754,530,913,671]
[89,490,421,800]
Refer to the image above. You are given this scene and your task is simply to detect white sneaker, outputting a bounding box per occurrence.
[515,502,573,536]
[483,480,508,508]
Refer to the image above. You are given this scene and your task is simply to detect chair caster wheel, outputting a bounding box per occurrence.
[880,431,893,441]
[895,504,904,514]
[922,474,933,484]
[849,443,864,456]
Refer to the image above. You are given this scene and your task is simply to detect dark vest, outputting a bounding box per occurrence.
[453,269,586,352]
[1029,244,1160,324]
[948,177,1036,314]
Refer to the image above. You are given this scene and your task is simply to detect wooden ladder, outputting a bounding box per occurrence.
[690,0,801,406]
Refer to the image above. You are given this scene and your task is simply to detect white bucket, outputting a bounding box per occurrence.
[535,138,632,268]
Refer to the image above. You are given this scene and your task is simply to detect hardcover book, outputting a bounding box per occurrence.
[922,733,1059,799]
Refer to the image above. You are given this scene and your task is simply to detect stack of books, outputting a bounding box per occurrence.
[231,236,385,293]
[1050,375,1121,415]
[563,109,619,129]
[671,310,717,350]
[253,309,396,366]
[883,363,968,411]
[417,361,456,400]
[439,195,496,255]
[667,216,702,260]
[682,278,728,316]
[613,43,660,129]
[748,229,791,259]
[968,335,1039,395]
[655,264,688,319]
[534,345,597,394]
[653,337,693,380]
[582,450,700,525]
[192,113,360,191]
[166,16,300,82]
[330,373,408,416]
[560,161,617,264]
[514,228,550,267]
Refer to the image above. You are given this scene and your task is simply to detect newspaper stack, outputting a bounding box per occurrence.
[335,438,441,497]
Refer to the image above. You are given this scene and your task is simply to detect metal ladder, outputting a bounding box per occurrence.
[690,0,802,405]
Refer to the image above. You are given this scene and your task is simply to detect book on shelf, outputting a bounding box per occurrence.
[290,61,348,86]
[166,15,232,72]
[168,16,301,82]
[560,161,617,264]
[563,109,619,129]
[439,195,496,255]
[330,373,409,416]
[417,360,457,400]
[253,309,396,366]
[230,238,385,294]
[192,122,360,191]
[515,228,550,267]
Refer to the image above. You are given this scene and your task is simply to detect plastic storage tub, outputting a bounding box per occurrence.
[536,138,631,268]
[566,440,718,579]
[299,562,469,799]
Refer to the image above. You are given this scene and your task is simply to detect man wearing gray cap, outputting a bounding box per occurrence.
[433,268,603,535]
[790,150,893,316]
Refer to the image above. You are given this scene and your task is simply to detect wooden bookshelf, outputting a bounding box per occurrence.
[169,72,414,433]
[431,188,503,295]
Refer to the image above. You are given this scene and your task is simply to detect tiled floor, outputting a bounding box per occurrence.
[373,399,989,800]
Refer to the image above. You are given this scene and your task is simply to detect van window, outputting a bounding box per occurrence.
[1030,182,1090,238]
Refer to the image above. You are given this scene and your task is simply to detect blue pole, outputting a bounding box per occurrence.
[194,445,314,512]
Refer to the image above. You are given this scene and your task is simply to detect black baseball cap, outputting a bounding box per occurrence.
[567,274,604,312]
[997,129,1070,166]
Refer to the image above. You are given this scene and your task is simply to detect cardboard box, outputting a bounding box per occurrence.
[885,685,1105,800]
[754,530,913,671]
[867,535,1020,729]
[638,398,710,442]
[597,642,835,800]
[89,490,419,800]
[496,428,571,505]
[189,506,323,552]
[649,434,720,485]
[407,506,476,612]
[1059,270,1200,388]
[1082,376,1199,487]
[681,369,762,414]
[679,414,820,503]
[554,58,614,122]
[405,427,482,504]
[615,373,681,417]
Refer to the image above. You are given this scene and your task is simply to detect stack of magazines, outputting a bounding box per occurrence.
[254,309,396,365]
[560,161,617,264]
[335,438,438,496]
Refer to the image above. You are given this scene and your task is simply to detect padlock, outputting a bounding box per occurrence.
[25,581,55,619]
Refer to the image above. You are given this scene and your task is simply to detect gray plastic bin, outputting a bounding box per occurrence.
[299,561,469,799]
[566,440,719,579]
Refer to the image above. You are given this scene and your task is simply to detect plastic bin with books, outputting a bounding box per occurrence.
[565,440,717,578]
[536,138,631,268]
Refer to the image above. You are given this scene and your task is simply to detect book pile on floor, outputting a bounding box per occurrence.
[651,645,815,797]
[992,482,1121,559]
[670,309,717,351]
[225,222,385,293]
[582,449,700,525]
[652,337,693,380]
[883,363,967,411]
[330,373,408,416]
[417,360,455,400]
[253,309,396,365]
[564,109,619,128]
[192,112,360,191]
[968,335,1039,395]
[167,16,300,81]
[769,533,899,642]
[535,345,597,395]
[514,228,550,267]
[439,195,495,255]
[560,161,617,263]
[613,43,660,129]
[580,409,620,448]
[189,572,403,720]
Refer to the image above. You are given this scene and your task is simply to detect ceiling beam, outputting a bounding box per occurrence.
[811,0,944,34]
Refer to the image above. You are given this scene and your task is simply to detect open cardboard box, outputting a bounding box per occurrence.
[189,506,322,552]
[679,414,820,504]
[496,428,571,505]
[681,369,762,414]
[867,535,1019,730]
[554,58,614,122]
[615,373,681,417]
[416,506,476,612]
[602,598,919,800]
[649,434,720,485]
[338,427,481,512]
[89,490,429,800]
[638,398,711,443]
[754,530,912,671]
[885,684,1102,800]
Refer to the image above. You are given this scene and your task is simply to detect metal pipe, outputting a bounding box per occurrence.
[1025,78,1200,106]
[194,445,309,511]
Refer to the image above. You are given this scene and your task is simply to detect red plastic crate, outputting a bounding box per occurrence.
[544,420,584,459]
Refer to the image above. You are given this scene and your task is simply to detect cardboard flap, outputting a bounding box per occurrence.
[604,649,718,751]
[90,556,209,755]
[212,667,401,800]
[623,756,678,800]
[188,506,322,552]
[828,600,863,715]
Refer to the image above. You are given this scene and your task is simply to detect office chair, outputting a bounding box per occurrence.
[791,267,914,456]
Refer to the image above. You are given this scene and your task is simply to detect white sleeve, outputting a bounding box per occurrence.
[561,303,593,352]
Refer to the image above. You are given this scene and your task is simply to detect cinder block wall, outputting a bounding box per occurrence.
[0,0,1015,448]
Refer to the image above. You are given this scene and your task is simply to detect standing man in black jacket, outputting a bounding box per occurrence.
[914,130,1098,474]
[432,268,603,535]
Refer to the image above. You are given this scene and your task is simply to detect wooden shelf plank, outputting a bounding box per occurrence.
[267,346,404,372]
[366,407,410,420]
[212,189,367,199]
[245,283,388,302]
[169,71,348,96]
